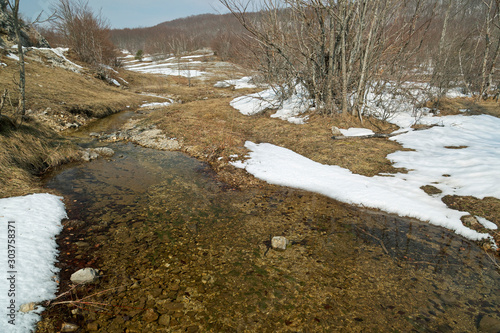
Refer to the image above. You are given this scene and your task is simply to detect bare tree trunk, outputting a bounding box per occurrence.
[479,0,495,100]
[9,0,26,122]
[355,2,379,121]
[339,1,348,115]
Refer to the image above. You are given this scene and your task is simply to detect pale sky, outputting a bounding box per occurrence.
[19,0,228,29]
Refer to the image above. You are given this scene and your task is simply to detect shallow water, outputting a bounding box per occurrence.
[41,111,500,332]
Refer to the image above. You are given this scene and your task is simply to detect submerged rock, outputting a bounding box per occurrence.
[479,315,500,333]
[271,236,289,250]
[70,268,100,284]
[60,322,79,332]
[143,308,159,322]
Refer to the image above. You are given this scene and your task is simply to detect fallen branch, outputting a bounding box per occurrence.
[354,226,389,255]
[332,133,398,140]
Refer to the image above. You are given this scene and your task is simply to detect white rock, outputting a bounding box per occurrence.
[19,302,36,313]
[271,236,289,250]
[70,268,100,284]
[331,126,342,137]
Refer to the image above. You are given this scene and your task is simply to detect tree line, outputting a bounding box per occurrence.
[219,0,499,118]
[3,0,498,122]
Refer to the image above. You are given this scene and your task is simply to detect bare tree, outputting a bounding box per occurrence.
[220,0,433,119]
[5,0,26,122]
[53,0,116,66]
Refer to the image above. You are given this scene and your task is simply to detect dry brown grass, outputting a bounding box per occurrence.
[145,82,405,192]
[428,97,500,117]
[0,54,162,120]
[0,122,79,198]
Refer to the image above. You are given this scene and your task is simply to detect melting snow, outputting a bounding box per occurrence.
[0,194,67,332]
[232,111,500,241]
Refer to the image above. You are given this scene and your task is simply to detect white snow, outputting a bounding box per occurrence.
[214,76,258,89]
[41,47,83,69]
[230,84,312,124]
[476,217,498,230]
[339,128,375,137]
[232,141,492,241]
[181,53,214,59]
[110,79,121,87]
[140,101,173,108]
[122,52,212,78]
[0,194,67,333]
[7,53,19,61]
[0,62,6,67]
[387,115,500,200]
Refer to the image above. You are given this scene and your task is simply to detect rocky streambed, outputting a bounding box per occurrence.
[37,109,500,332]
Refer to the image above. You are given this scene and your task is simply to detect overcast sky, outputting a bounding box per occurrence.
[19,0,228,29]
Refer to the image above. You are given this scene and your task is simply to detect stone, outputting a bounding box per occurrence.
[143,308,159,322]
[331,126,343,137]
[94,147,115,157]
[479,315,500,333]
[158,314,171,326]
[61,322,79,332]
[70,268,100,284]
[19,302,36,313]
[87,322,99,331]
[201,274,215,285]
[75,241,90,248]
[89,150,99,160]
[271,236,289,250]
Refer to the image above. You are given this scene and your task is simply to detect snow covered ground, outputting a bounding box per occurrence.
[140,100,174,109]
[214,76,258,89]
[231,103,500,242]
[230,84,312,124]
[0,194,67,332]
[121,51,212,78]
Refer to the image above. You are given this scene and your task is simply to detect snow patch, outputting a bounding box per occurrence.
[476,217,498,230]
[0,194,67,333]
[214,76,257,89]
[339,128,375,137]
[231,141,490,241]
[7,53,19,61]
[140,101,173,108]
[230,84,312,124]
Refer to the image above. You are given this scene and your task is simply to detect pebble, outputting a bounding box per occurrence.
[479,315,500,333]
[143,308,159,322]
[158,314,171,326]
[61,322,79,332]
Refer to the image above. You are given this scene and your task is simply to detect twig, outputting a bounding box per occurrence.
[354,226,389,255]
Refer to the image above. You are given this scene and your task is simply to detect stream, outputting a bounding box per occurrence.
[40,110,500,332]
